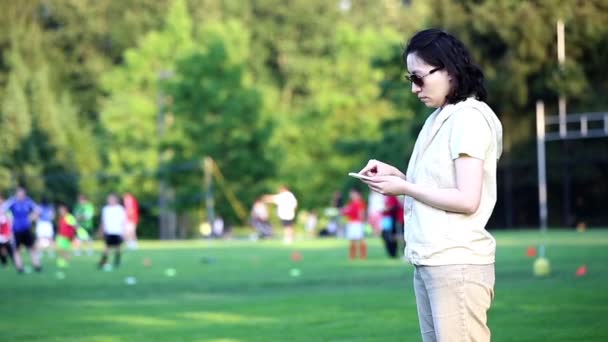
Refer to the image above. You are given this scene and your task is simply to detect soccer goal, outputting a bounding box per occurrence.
[535,101,608,231]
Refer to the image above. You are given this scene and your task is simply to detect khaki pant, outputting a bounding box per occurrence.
[414,264,495,342]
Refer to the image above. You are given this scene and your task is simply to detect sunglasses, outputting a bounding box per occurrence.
[405,67,442,87]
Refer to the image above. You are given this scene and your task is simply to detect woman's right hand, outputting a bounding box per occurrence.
[358,159,405,179]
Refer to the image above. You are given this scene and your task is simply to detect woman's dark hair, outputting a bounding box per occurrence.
[404,28,487,104]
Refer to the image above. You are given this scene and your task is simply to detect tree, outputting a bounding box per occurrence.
[0,11,100,203]
[36,0,171,121]
[0,53,31,190]
[165,40,275,224]
[269,23,405,208]
[205,0,429,209]
[100,0,195,201]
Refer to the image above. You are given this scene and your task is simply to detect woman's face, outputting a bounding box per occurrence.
[406,52,451,108]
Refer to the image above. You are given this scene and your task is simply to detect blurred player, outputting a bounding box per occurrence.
[56,203,78,268]
[36,196,56,258]
[342,189,367,260]
[0,195,15,269]
[123,192,139,250]
[251,198,272,239]
[97,194,126,269]
[74,194,95,256]
[263,186,298,244]
[380,195,403,258]
[304,210,318,237]
[5,187,41,273]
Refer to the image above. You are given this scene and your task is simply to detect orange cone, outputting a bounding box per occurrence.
[575,264,587,277]
[291,251,302,262]
[526,246,537,258]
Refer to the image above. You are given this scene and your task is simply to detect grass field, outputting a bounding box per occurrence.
[2,229,608,341]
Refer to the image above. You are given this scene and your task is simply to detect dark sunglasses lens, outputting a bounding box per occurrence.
[407,75,423,87]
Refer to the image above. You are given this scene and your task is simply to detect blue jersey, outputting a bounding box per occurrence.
[7,198,38,232]
[38,204,55,222]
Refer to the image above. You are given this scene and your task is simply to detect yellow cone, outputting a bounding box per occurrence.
[533,257,551,277]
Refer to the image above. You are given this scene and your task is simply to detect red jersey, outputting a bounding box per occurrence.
[383,196,404,224]
[123,193,139,224]
[342,199,366,223]
[58,214,77,240]
[0,212,12,241]
[383,196,399,214]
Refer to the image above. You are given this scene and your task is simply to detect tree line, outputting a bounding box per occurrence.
[1,0,607,237]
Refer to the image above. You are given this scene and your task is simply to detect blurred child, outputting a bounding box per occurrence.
[74,194,95,256]
[319,191,344,237]
[213,216,225,237]
[367,191,385,235]
[6,187,41,273]
[381,195,403,258]
[123,192,139,250]
[36,197,56,258]
[263,186,298,245]
[251,198,272,239]
[342,189,367,260]
[0,195,15,268]
[98,194,126,269]
[305,210,318,237]
[56,204,78,268]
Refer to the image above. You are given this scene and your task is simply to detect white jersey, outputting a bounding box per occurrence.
[273,191,298,221]
[102,204,126,235]
[403,98,502,266]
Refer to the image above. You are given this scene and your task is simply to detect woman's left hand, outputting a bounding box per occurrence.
[362,175,408,196]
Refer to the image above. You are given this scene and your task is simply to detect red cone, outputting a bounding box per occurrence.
[291,251,302,262]
[575,264,587,277]
[526,246,537,258]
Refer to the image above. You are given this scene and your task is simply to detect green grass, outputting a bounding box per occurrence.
[2,229,608,341]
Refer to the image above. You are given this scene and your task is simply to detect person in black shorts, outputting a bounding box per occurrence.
[105,234,123,247]
[97,194,126,269]
[5,188,41,273]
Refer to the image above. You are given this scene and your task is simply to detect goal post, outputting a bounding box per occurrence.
[536,101,608,232]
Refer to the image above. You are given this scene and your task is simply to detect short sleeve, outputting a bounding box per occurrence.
[66,214,77,226]
[29,199,38,212]
[449,109,492,160]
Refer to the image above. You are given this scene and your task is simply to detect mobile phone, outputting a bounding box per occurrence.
[348,172,373,181]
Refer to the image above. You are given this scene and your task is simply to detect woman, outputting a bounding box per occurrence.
[357,29,503,341]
